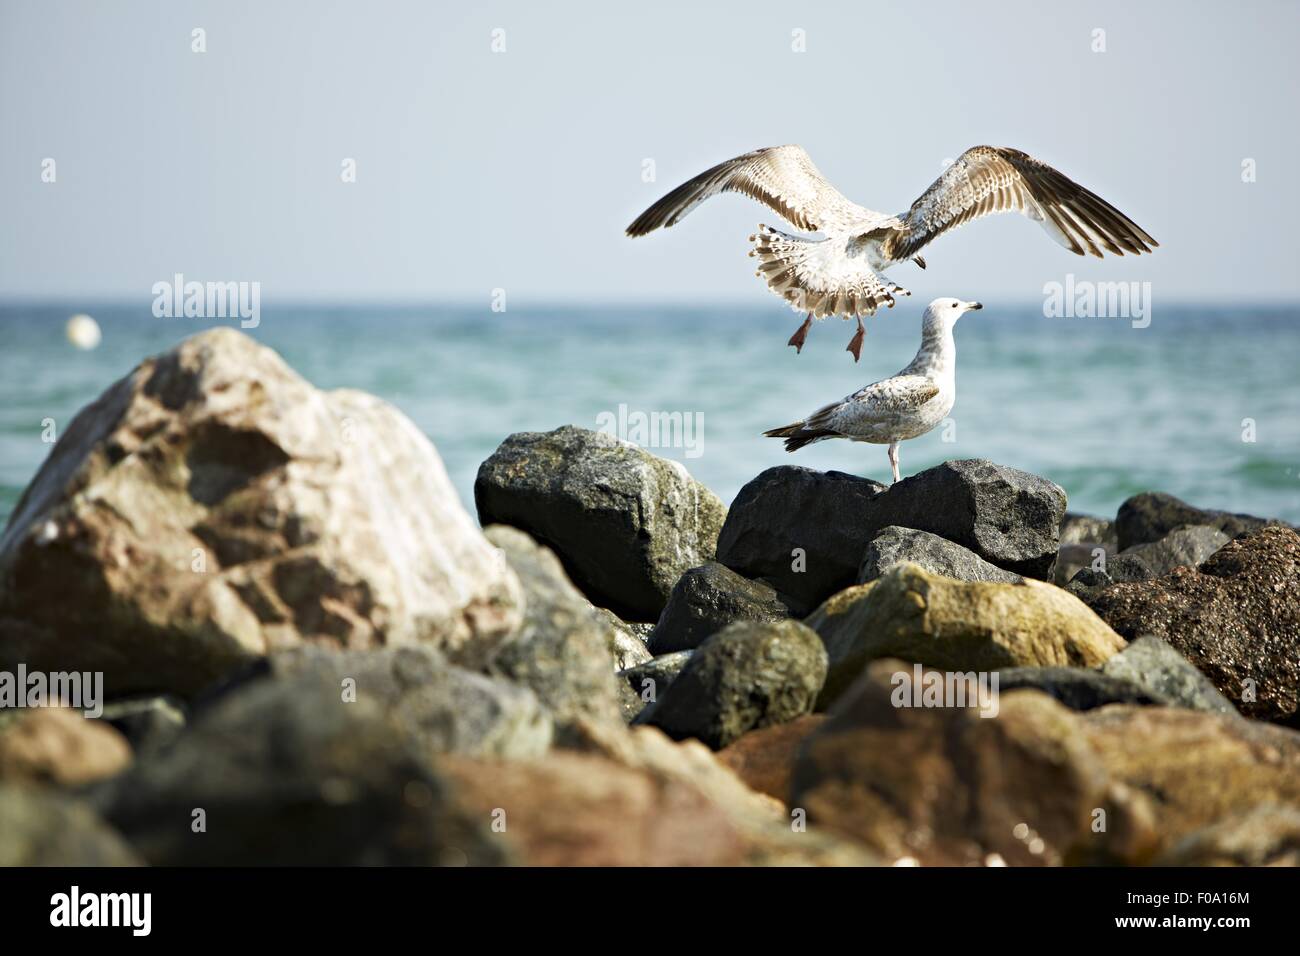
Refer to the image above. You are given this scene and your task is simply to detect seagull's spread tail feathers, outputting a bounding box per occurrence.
[763,420,835,452]
[749,224,909,319]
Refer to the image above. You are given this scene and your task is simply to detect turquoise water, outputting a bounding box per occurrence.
[2,303,1299,527]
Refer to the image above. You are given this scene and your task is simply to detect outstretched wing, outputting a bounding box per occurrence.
[883,146,1158,260]
[626,145,884,237]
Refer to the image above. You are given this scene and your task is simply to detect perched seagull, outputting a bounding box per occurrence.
[765,297,980,483]
[626,145,1156,360]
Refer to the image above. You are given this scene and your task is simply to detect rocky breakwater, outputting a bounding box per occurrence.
[3,327,1298,866]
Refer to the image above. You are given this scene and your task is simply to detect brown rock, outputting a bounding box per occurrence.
[790,662,1109,865]
[1083,527,1300,723]
[0,708,131,786]
[717,715,826,803]
[0,329,522,699]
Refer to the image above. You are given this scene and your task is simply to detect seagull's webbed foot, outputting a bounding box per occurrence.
[788,314,813,354]
[846,316,865,363]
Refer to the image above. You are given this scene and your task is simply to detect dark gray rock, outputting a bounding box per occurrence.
[714,467,888,615]
[1065,552,1156,599]
[92,678,509,866]
[634,620,827,750]
[1100,635,1239,717]
[648,562,792,655]
[1121,525,1229,576]
[996,666,1161,711]
[0,784,141,866]
[1116,491,1283,550]
[1054,513,1117,585]
[858,526,1022,585]
[484,526,624,738]
[617,650,694,720]
[474,426,726,621]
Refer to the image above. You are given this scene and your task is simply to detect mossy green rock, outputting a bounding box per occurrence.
[807,562,1126,707]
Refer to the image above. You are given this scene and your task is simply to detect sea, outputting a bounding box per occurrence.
[2,302,1298,529]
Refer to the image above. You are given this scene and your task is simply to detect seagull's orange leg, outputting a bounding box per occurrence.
[846,316,865,363]
[787,313,813,354]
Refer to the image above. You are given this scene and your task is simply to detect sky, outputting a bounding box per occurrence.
[2,0,1298,306]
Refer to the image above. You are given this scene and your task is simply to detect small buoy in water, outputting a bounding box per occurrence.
[65,313,102,350]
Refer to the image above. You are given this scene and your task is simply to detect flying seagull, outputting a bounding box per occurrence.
[626,145,1157,360]
[765,297,980,483]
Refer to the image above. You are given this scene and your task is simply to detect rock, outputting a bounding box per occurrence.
[92,673,509,865]
[854,460,1066,579]
[99,695,188,754]
[1100,635,1238,717]
[995,667,1160,711]
[1084,527,1300,723]
[1063,553,1154,600]
[0,784,141,866]
[483,526,624,739]
[714,467,888,615]
[1116,491,1282,550]
[716,714,826,803]
[1054,513,1116,585]
[1060,513,1117,550]
[806,563,1126,708]
[0,708,132,786]
[618,650,693,721]
[647,562,792,655]
[1080,705,1300,852]
[441,734,874,866]
[1121,524,1229,576]
[215,644,554,759]
[474,426,726,621]
[0,328,522,699]
[790,661,1109,865]
[635,620,828,750]
[591,607,653,671]
[858,526,1021,585]
[1154,806,1300,866]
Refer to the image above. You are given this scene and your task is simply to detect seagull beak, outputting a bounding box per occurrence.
[966,301,983,312]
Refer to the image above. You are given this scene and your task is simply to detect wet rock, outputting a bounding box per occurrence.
[994,667,1160,711]
[484,526,624,739]
[1121,524,1229,577]
[0,328,522,699]
[474,426,726,621]
[1084,527,1300,723]
[0,708,132,786]
[1115,491,1282,550]
[790,661,1109,865]
[714,467,887,615]
[716,714,826,803]
[93,675,509,865]
[0,784,141,866]
[635,620,828,750]
[858,526,1021,585]
[647,562,792,655]
[806,563,1126,708]
[1100,635,1238,717]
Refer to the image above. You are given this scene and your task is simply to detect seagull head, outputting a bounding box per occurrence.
[924,297,983,332]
